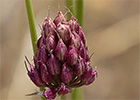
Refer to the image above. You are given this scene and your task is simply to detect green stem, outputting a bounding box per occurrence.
[25,0,47,100]
[61,95,66,100]
[66,0,74,20]
[75,0,83,26]
[25,0,37,54]
[71,0,83,100]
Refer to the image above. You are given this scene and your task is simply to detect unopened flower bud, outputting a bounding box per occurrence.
[46,33,56,52]
[71,31,81,49]
[57,23,71,42]
[58,83,69,95]
[47,54,61,75]
[67,45,78,66]
[79,26,86,45]
[40,47,48,63]
[37,35,45,49]
[55,39,67,61]
[43,17,56,36]
[40,63,52,83]
[69,16,79,33]
[53,11,67,26]
[79,42,86,59]
[43,88,56,99]
[34,49,41,68]
[25,57,45,87]
[81,63,92,82]
[61,63,73,83]
[74,57,86,76]
[85,70,97,85]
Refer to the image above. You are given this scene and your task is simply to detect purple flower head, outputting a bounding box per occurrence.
[25,10,97,99]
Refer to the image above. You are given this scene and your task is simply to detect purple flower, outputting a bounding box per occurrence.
[61,63,73,83]
[43,88,56,100]
[58,83,69,95]
[25,11,97,99]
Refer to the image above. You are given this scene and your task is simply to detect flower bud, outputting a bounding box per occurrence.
[55,39,67,61]
[70,31,81,49]
[53,11,67,26]
[43,88,56,99]
[46,33,56,52]
[57,23,71,42]
[43,17,56,36]
[69,16,79,33]
[74,57,86,76]
[47,54,61,75]
[40,47,48,63]
[37,35,45,49]
[58,83,69,95]
[79,42,86,59]
[85,70,97,85]
[25,57,45,87]
[67,45,78,66]
[40,63,52,83]
[79,26,86,45]
[34,49,41,68]
[81,63,92,82]
[61,63,73,83]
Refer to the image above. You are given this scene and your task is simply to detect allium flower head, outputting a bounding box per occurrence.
[25,10,97,99]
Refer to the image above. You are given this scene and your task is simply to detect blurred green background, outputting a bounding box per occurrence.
[0,0,139,100]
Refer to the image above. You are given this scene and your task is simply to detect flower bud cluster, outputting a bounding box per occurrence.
[25,11,97,100]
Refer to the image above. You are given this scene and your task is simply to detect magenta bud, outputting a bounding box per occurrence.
[61,63,73,83]
[67,45,78,66]
[79,27,86,45]
[69,16,79,33]
[53,11,67,26]
[70,31,81,49]
[55,39,67,61]
[46,34,56,52]
[85,70,97,85]
[58,83,69,95]
[40,47,48,63]
[74,57,86,76]
[81,63,93,82]
[43,17,56,36]
[47,54,61,75]
[36,36,45,49]
[40,63,52,83]
[57,23,71,42]
[25,57,45,87]
[79,42,86,59]
[34,49,41,68]
[43,88,56,99]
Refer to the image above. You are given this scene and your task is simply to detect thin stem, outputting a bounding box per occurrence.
[75,0,83,26]
[71,87,83,100]
[25,0,47,100]
[25,0,37,54]
[61,95,66,100]
[66,0,74,20]
[71,0,83,100]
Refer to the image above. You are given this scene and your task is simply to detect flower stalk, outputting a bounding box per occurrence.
[25,0,47,100]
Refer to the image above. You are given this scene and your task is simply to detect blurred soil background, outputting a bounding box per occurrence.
[0,0,139,100]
